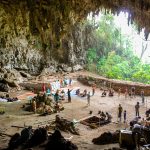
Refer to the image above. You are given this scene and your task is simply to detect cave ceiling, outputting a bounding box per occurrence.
[0,0,150,44]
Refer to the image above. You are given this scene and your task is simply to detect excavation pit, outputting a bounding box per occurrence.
[80,116,101,129]
[80,116,111,129]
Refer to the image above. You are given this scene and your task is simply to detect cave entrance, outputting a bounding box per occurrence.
[86,11,150,84]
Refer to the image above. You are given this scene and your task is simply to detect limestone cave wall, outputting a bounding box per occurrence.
[0,0,150,74]
[0,6,45,73]
[0,6,92,74]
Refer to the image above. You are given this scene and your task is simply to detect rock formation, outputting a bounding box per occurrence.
[0,0,150,74]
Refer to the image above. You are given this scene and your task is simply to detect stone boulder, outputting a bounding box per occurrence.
[0,83,9,92]
[19,71,32,80]
[57,64,72,72]
[92,131,119,145]
[0,68,25,90]
[0,68,7,74]
[73,65,83,71]
[2,78,19,87]
[0,73,4,80]
[9,69,24,82]
[41,66,56,75]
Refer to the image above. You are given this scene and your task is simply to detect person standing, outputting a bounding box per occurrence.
[54,90,59,103]
[32,99,37,113]
[132,123,144,149]
[68,89,72,102]
[131,86,136,98]
[47,88,51,95]
[118,104,123,122]
[92,84,96,96]
[118,88,121,97]
[87,92,91,106]
[135,102,140,117]
[48,83,52,91]
[69,78,72,86]
[124,88,128,99]
[123,110,127,123]
[60,79,62,88]
[141,90,145,103]
[42,83,46,93]
[64,78,67,86]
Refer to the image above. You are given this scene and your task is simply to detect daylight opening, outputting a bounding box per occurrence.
[86,11,150,84]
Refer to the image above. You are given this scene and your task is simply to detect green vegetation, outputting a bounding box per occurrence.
[87,13,150,84]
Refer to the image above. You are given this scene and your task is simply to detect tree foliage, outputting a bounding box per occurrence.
[87,13,150,84]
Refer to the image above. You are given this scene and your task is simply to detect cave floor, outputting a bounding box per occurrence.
[0,71,149,150]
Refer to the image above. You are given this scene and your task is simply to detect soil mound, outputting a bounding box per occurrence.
[92,131,119,145]
[45,130,78,150]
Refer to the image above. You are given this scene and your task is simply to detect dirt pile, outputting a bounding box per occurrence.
[92,131,119,145]
[45,130,78,150]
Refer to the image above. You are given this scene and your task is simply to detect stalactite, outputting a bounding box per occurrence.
[140,0,144,11]
[0,0,150,43]
[127,13,131,26]
[138,26,141,34]
[144,29,149,41]
[130,12,134,24]
[145,2,150,11]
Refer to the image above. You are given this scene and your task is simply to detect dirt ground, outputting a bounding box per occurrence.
[0,71,149,150]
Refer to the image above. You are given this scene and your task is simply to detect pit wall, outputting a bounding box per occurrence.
[77,75,150,96]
